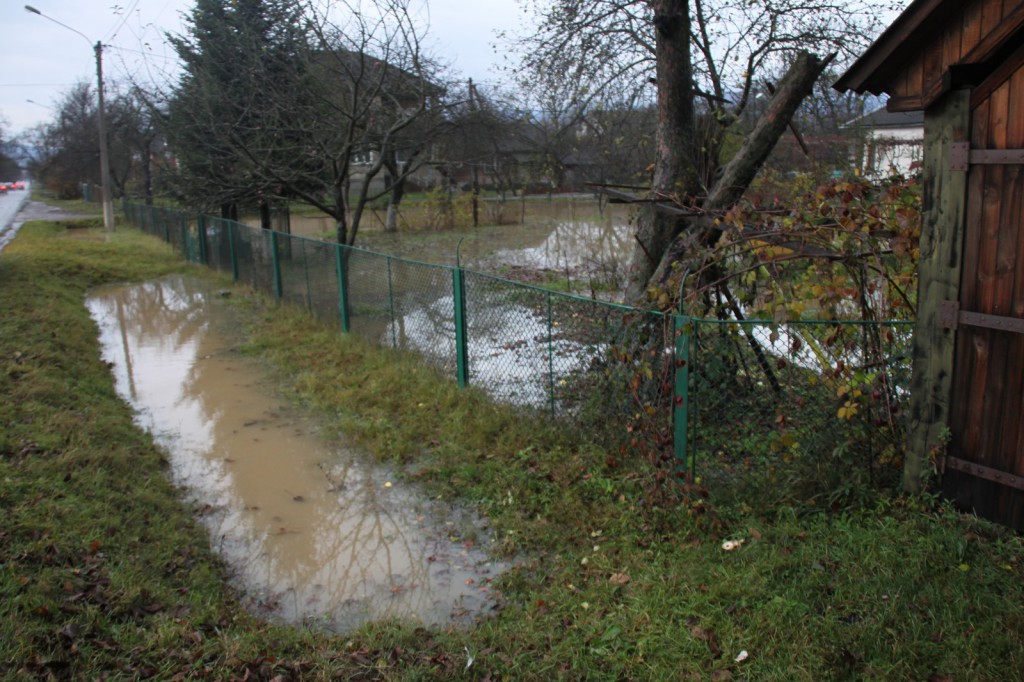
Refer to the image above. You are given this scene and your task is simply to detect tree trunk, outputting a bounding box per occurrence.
[623,0,699,304]
[386,203,399,232]
[259,201,272,230]
[143,136,154,206]
[383,149,414,233]
[333,182,349,245]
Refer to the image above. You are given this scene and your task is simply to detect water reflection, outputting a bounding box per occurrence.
[86,275,503,631]
[472,220,632,277]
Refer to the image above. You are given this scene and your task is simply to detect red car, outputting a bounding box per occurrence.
[13,181,25,190]
[0,182,9,194]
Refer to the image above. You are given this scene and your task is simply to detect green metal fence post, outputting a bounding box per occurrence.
[452,267,470,387]
[228,220,239,281]
[197,214,208,265]
[180,215,190,260]
[301,240,312,311]
[335,245,351,333]
[547,292,556,418]
[673,314,691,476]
[386,256,397,348]
[270,230,283,299]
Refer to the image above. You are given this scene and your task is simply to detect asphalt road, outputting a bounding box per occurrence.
[0,184,99,254]
[0,184,31,253]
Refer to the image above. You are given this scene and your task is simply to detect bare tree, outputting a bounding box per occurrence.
[286,0,448,244]
[27,83,102,198]
[509,0,899,305]
[166,0,449,245]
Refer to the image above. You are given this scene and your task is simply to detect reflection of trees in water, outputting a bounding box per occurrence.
[88,276,501,630]
[205,442,497,630]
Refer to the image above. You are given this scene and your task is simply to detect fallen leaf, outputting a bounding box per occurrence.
[609,573,631,586]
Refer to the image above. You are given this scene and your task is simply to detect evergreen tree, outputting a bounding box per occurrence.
[165,0,312,217]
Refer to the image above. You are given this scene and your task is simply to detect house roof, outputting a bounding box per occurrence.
[846,107,925,129]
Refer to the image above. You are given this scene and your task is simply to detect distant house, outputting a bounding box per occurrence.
[846,107,924,177]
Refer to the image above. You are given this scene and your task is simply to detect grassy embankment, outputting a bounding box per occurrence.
[2,207,1023,680]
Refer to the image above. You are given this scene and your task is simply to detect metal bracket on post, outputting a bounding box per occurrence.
[939,300,959,329]
[949,142,970,171]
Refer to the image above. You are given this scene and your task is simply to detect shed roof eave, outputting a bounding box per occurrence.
[834,0,952,95]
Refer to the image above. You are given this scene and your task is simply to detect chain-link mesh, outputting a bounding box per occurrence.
[237,225,276,295]
[204,217,236,275]
[122,201,914,503]
[298,238,344,328]
[462,271,559,409]
[687,319,912,504]
[382,256,459,379]
[343,247,395,345]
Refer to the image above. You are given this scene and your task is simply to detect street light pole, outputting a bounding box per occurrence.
[93,40,115,231]
[24,5,115,231]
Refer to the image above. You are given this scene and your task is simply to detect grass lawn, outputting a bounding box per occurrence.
[1,213,1022,680]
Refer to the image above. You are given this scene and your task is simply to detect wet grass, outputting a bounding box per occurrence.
[2,219,1023,680]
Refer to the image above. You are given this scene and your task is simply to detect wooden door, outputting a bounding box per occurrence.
[942,62,1024,530]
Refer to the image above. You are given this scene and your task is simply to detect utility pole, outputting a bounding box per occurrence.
[94,40,114,231]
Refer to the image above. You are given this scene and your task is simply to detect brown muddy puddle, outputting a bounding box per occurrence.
[85,275,503,632]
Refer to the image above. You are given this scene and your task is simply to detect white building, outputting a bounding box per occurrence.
[847,107,925,178]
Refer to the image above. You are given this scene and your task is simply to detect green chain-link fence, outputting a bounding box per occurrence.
[124,200,913,500]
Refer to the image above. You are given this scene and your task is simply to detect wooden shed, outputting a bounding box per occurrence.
[836,0,1024,529]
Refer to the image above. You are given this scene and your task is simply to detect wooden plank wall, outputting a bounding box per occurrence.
[944,60,1024,528]
[888,0,1024,108]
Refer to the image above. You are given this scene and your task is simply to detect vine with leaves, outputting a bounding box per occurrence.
[625,173,922,510]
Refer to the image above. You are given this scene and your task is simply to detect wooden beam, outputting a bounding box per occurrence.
[593,186,700,216]
[970,40,1024,108]
[905,89,971,494]
[958,3,1024,66]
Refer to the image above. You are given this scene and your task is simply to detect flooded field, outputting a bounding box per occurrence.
[86,275,503,632]
[246,197,636,285]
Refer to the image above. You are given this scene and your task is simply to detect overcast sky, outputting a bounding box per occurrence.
[0,0,529,135]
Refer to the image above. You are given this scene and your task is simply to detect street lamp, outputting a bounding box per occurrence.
[24,5,115,231]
